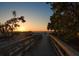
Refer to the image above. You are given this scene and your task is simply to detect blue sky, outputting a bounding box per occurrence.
[0,2,52,31]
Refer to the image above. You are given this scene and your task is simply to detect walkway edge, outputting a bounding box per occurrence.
[49,34,79,56]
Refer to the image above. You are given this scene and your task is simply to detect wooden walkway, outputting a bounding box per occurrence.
[23,33,57,56]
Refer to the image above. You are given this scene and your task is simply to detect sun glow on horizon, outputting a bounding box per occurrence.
[14,22,29,32]
[16,26,28,32]
[0,3,52,32]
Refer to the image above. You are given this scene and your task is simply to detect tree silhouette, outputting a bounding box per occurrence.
[12,10,16,17]
[0,11,26,36]
[47,2,79,40]
[47,22,53,31]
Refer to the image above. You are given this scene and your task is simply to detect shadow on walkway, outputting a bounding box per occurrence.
[22,32,57,56]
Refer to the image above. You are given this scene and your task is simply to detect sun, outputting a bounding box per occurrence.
[18,26,26,32]
[14,22,29,32]
[17,25,29,32]
[16,25,29,32]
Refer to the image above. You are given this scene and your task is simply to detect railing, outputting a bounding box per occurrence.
[0,34,42,56]
[49,34,79,56]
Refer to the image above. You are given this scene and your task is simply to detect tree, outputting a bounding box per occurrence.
[0,11,26,36]
[47,2,79,40]
[12,10,16,17]
[47,22,53,31]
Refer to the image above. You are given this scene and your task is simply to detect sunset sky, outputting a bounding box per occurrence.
[0,2,52,31]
